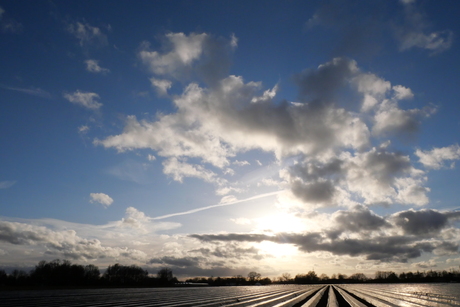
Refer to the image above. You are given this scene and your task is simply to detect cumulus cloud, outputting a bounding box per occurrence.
[0,220,145,261]
[282,143,429,207]
[415,145,460,169]
[68,21,108,47]
[392,209,460,236]
[64,90,102,110]
[85,59,110,74]
[96,36,433,207]
[162,158,218,183]
[191,207,460,262]
[150,78,172,95]
[89,193,113,207]
[139,33,207,76]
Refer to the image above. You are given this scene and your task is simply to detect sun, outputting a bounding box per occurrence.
[251,213,305,257]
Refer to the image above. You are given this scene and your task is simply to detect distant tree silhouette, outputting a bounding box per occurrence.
[157,268,177,286]
[247,271,261,283]
[295,271,319,284]
[103,263,148,286]
[280,273,292,283]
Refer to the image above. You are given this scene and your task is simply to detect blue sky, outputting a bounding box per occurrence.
[1,0,460,278]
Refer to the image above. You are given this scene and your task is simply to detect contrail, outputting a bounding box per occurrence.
[152,190,283,220]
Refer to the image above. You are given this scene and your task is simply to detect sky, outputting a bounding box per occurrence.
[1,0,460,279]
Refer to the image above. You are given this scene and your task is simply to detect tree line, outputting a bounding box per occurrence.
[1,259,459,289]
[0,259,177,288]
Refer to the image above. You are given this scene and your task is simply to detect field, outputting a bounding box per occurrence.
[0,284,459,306]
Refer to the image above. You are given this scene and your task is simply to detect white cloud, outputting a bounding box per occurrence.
[0,220,146,262]
[64,90,102,110]
[89,193,113,207]
[139,33,207,77]
[230,33,238,48]
[215,186,243,196]
[78,125,89,134]
[147,154,156,161]
[0,7,4,19]
[282,143,429,207]
[150,78,172,95]
[85,59,110,74]
[392,85,413,100]
[96,38,434,209]
[415,145,460,169]
[162,158,218,183]
[0,181,16,189]
[233,160,250,166]
[68,22,108,47]
[372,100,423,136]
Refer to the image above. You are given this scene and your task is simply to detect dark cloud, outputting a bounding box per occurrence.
[191,244,263,260]
[149,256,202,267]
[333,205,390,233]
[294,57,357,105]
[0,221,145,262]
[393,209,460,236]
[191,208,460,262]
[291,179,337,205]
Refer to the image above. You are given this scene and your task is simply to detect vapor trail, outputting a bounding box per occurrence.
[152,190,283,220]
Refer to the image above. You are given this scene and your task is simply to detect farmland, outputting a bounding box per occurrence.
[0,283,459,306]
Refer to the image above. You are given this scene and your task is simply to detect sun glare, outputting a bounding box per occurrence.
[254,213,306,233]
[258,241,298,257]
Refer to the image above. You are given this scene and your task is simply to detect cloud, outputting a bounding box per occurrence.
[162,158,218,183]
[139,33,207,77]
[78,125,89,134]
[96,48,433,208]
[85,59,110,74]
[392,209,460,236]
[120,207,149,229]
[0,220,145,261]
[395,1,453,54]
[149,256,202,267]
[191,207,460,263]
[150,78,172,95]
[415,145,460,169]
[68,21,108,47]
[282,143,429,207]
[139,32,236,86]
[64,90,102,110]
[333,205,390,233]
[233,160,250,166]
[0,181,16,189]
[89,193,113,207]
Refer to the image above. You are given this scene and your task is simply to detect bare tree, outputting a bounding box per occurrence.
[247,271,261,282]
[280,273,291,282]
